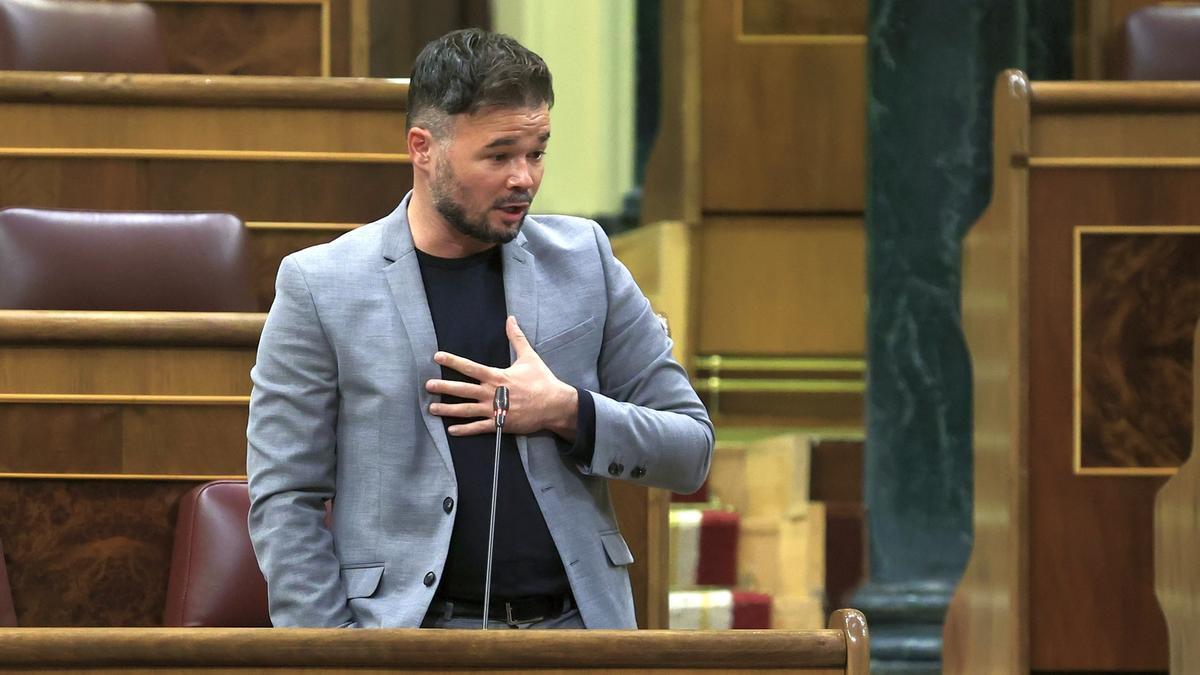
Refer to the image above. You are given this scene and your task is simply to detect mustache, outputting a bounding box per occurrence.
[493,193,533,208]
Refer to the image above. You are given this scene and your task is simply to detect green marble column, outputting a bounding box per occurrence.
[857,2,1070,672]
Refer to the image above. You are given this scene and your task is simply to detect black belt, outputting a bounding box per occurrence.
[434,593,574,626]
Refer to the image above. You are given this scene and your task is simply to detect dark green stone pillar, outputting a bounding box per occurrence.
[857,2,1070,672]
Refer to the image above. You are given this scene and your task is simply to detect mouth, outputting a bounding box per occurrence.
[495,203,529,222]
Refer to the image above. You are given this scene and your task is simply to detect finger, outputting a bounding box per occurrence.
[425,379,489,400]
[434,351,496,381]
[507,315,533,358]
[429,402,492,418]
[447,419,496,436]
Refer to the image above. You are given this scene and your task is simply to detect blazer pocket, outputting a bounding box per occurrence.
[536,317,596,355]
[599,530,634,567]
[341,564,384,599]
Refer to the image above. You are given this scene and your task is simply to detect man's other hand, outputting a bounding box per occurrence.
[425,315,579,441]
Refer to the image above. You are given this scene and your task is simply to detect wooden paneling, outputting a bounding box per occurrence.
[1155,321,1200,675]
[695,218,865,356]
[0,103,404,153]
[611,222,692,367]
[611,482,669,630]
[1032,110,1200,158]
[0,405,248,476]
[699,0,865,213]
[943,71,1031,675]
[0,312,259,480]
[1028,168,1193,670]
[0,347,252,395]
[365,0,491,77]
[740,0,866,36]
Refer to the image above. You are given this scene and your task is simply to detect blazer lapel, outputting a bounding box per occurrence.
[502,228,539,470]
[380,196,454,477]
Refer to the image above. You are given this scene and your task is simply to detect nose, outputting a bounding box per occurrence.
[507,159,534,190]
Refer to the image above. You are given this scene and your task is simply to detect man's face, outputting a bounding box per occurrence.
[429,104,550,245]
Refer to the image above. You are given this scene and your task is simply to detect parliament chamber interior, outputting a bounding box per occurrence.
[0,0,1197,673]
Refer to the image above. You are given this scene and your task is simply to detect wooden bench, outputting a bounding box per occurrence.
[945,70,1200,672]
[0,71,410,310]
[0,311,664,627]
[0,610,870,673]
[1155,320,1200,674]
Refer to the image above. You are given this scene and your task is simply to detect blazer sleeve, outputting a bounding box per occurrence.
[582,222,715,494]
[246,255,354,628]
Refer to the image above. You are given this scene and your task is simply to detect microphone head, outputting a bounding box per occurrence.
[493,386,509,428]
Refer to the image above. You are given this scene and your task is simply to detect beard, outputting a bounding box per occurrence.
[430,159,531,245]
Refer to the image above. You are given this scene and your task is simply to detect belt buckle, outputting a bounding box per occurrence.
[505,601,543,627]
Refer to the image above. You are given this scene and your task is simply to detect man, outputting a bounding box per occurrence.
[247,28,712,630]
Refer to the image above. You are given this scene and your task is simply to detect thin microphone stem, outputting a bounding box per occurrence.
[482,386,508,630]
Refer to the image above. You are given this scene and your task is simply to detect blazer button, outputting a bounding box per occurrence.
[608,462,624,476]
[423,572,436,587]
[443,497,454,514]
[631,466,646,479]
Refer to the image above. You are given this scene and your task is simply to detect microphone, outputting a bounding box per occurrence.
[493,386,509,428]
[482,385,509,628]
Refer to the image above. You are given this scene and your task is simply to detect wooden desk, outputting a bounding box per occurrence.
[0,311,666,628]
[0,71,410,309]
[945,72,1200,672]
[1155,320,1200,674]
[0,611,870,673]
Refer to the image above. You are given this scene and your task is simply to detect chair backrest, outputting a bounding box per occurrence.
[1117,4,1200,80]
[0,208,258,312]
[164,480,270,627]
[0,0,167,73]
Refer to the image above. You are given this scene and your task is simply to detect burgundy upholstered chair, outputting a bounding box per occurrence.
[1116,4,1200,80]
[0,208,257,312]
[164,480,270,627]
[0,0,168,73]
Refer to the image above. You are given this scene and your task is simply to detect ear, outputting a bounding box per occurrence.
[408,127,437,170]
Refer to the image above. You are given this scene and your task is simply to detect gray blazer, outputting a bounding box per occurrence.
[246,195,713,628]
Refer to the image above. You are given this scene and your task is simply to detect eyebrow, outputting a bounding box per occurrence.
[483,132,551,150]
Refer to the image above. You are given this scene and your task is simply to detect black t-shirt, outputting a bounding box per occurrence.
[416,246,571,601]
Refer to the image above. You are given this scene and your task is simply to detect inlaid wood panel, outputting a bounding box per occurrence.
[1078,228,1199,470]
[0,479,196,626]
[150,2,325,76]
[1025,167,1200,670]
[699,0,865,213]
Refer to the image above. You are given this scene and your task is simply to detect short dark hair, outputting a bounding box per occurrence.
[406,28,554,137]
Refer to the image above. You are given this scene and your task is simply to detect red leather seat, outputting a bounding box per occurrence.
[0,0,167,73]
[164,480,270,627]
[0,208,257,312]
[1117,4,1200,80]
